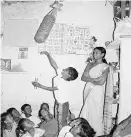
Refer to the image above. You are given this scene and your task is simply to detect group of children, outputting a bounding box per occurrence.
[1,50,97,137]
[1,51,81,137]
[1,102,131,137]
[1,102,76,137]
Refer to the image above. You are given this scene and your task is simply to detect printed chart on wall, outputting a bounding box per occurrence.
[38,23,91,55]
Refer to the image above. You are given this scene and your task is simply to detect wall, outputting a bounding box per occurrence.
[1,1,114,117]
[118,37,131,122]
[1,1,114,47]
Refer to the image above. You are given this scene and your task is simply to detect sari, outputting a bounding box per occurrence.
[103,65,114,135]
[80,63,113,136]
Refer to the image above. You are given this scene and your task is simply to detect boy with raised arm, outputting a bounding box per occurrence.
[32,51,78,131]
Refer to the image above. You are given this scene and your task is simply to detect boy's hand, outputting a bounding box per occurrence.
[32,81,40,88]
[40,51,50,56]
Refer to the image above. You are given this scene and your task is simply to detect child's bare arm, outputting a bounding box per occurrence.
[32,81,58,91]
[40,51,58,75]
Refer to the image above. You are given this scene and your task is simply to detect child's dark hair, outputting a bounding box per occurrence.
[40,102,49,110]
[16,118,27,137]
[66,67,78,81]
[21,104,31,112]
[94,47,107,64]
[38,109,42,118]
[78,123,96,137]
[6,107,16,117]
[79,117,90,125]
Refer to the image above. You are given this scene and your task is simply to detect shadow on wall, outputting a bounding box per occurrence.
[10,63,26,72]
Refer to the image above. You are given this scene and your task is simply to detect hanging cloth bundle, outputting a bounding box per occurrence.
[34,1,63,43]
[34,8,57,43]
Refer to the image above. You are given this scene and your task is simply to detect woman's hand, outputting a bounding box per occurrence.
[81,74,94,83]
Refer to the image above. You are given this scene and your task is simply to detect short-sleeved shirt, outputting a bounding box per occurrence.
[54,69,71,103]
[3,122,17,137]
[58,126,73,137]
[40,118,58,137]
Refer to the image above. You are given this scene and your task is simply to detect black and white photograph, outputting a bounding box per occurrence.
[0,0,131,137]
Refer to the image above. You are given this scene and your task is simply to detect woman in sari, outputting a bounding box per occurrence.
[80,47,109,136]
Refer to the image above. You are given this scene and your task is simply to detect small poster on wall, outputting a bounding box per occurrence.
[18,48,28,59]
[0,59,11,71]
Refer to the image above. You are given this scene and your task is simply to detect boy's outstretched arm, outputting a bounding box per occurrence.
[40,51,58,75]
[32,81,58,91]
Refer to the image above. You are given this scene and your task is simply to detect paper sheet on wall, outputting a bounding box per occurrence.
[18,48,28,59]
[39,23,91,55]
[3,19,38,47]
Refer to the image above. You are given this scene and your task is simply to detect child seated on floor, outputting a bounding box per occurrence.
[16,118,45,137]
[1,112,17,137]
[38,109,58,137]
[6,107,21,124]
[21,104,40,127]
[40,102,53,119]
[58,117,96,137]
